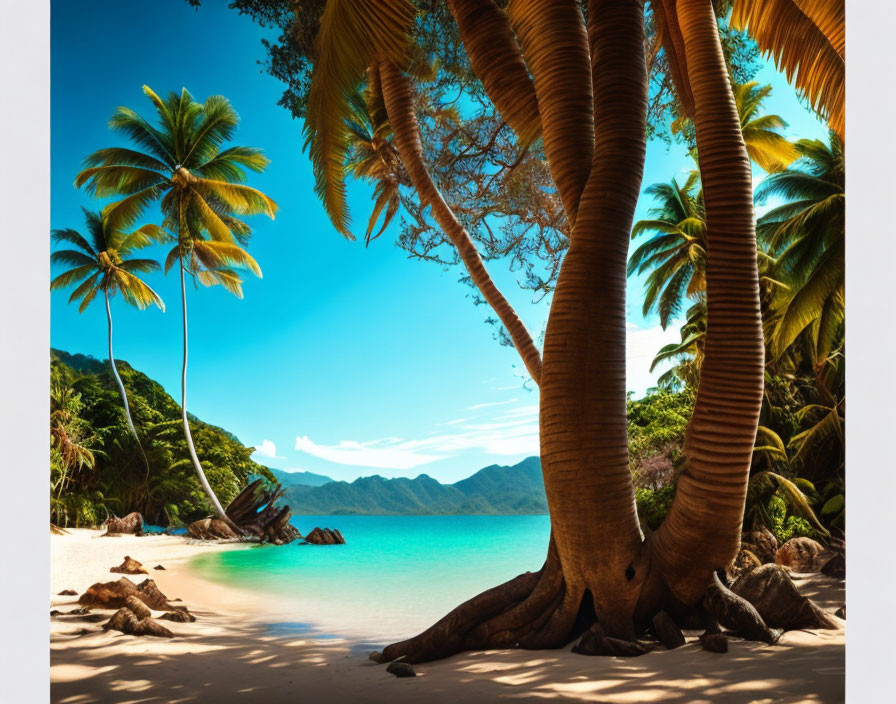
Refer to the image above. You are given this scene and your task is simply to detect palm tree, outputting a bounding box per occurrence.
[651,299,707,389]
[50,209,165,478]
[76,86,276,529]
[292,0,844,663]
[342,89,406,245]
[628,171,706,328]
[756,133,844,361]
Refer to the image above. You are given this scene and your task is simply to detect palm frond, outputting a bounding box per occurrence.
[304,0,417,237]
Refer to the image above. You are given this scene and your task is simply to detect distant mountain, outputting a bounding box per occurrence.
[282,456,546,515]
[267,466,334,488]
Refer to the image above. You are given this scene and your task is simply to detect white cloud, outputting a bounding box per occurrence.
[465,399,517,410]
[625,322,683,396]
[294,402,540,471]
[294,436,446,470]
[252,439,283,460]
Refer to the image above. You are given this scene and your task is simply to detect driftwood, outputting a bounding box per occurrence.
[186,479,301,544]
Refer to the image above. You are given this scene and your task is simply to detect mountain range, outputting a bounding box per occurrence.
[268,456,547,515]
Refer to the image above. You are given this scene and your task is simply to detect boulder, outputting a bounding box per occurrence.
[69,607,91,615]
[160,607,196,623]
[79,577,140,609]
[303,527,346,545]
[111,556,148,575]
[775,537,825,572]
[79,577,174,612]
[701,633,728,653]
[732,564,838,630]
[50,610,61,616]
[154,565,166,571]
[105,512,144,535]
[136,579,172,611]
[103,607,173,638]
[125,595,152,620]
[187,518,239,540]
[821,552,845,580]
[835,605,845,619]
[386,661,417,678]
[57,589,77,596]
[742,528,778,564]
[103,607,140,634]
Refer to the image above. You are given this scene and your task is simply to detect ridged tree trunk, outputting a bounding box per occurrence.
[378,61,543,384]
[178,259,240,531]
[649,0,766,605]
[381,0,649,662]
[104,287,151,479]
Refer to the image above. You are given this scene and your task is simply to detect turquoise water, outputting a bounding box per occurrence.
[190,514,551,642]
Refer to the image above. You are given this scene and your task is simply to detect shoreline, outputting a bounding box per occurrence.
[51,528,845,704]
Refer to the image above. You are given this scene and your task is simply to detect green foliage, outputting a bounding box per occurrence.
[50,350,273,527]
[635,487,676,532]
[627,389,693,484]
[762,494,820,544]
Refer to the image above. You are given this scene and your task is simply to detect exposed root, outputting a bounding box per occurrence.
[572,622,653,657]
[704,572,780,644]
[381,540,576,663]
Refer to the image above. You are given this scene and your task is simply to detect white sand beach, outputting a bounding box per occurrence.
[50,529,845,704]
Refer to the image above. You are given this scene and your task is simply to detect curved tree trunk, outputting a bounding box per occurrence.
[104,288,151,480]
[381,0,650,662]
[178,259,240,531]
[650,0,765,605]
[378,61,543,385]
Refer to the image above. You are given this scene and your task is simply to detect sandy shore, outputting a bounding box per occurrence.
[51,529,844,704]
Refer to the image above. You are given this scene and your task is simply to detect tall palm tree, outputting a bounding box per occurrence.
[76,86,276,529]
[756,133,844,361]
[50,209,165,478]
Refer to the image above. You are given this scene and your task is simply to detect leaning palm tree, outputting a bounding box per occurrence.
[50,209,165,478]
[76,86,276,529]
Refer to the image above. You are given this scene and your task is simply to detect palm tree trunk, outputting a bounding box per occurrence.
[178,259,240,530]
[535,0,649,640]
[105,288,150,480]
[381,1,649,662]
[378,61,543,385]
[651,0,765,604]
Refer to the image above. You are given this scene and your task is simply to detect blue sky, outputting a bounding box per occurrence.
[50,0,828,483]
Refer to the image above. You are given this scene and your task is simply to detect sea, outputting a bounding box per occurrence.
[189,514,551,643]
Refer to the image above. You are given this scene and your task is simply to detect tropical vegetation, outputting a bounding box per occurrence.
[49,349,274,528]
[73,86,277,529]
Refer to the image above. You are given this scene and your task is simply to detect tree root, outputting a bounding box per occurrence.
[381,540,577,663]
[377,551,839,664]
[704,572,781,644]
